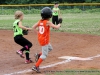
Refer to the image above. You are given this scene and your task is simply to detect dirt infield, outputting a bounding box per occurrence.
[1,30,100,75]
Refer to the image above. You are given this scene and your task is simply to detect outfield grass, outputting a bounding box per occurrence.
[45,70,100,75]
[0,13,100,35]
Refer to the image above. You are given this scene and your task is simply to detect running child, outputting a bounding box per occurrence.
[32,7,61,73]
[13,11,33,64]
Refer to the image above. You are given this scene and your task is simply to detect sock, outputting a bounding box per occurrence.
[25,50,30,60]
[35,58,43,67]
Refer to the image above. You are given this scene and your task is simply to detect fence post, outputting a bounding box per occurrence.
[29,5,30,14]
[2,6,3,15]
[83,5,85,11]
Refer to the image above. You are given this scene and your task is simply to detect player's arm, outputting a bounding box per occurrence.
[32,22,39,33]
[58,9,61,18]
[18,21,32,30]
[47,21,61,29]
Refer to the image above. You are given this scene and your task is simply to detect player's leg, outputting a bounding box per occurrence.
[14,35,33,63]
[34,43,52,62]
[32,45,49,73]
[55,16,59,25]
[34,52,42,62]
[21,37,33,63]
[52,16,55,24]
[14,35,31,51]
[52,16,57,29]
[48,43,53,52]
[14,35,26,58]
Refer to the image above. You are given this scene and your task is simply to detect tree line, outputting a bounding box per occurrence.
[0,0,100,4]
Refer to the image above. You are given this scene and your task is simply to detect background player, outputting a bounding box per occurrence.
[32,7,61,73]
[52,2,61,25]
[13,11,33,64]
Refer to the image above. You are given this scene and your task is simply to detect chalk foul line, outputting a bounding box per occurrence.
[4,60,71,75]
[4,54,100,75]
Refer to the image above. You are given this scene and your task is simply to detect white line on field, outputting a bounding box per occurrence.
[4,54,100,75]
[4,60,71,75]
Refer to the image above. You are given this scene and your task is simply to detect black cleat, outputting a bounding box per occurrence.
[34,53,40,62]
[32,66,41,73]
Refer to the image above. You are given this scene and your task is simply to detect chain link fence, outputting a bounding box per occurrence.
[0,3,100,35]
[0,3,100,15]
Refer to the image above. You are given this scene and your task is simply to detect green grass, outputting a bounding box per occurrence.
[60,13,100,35]
[45,70,100,75]
[0,13,100,35]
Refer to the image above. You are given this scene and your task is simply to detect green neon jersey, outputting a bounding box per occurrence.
[13,20,23,37]
[52,7,59,16]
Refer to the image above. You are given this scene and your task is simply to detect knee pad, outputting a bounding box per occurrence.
[25,45,29,50]
[48,46,53,52]
[40,54,47,60]
[49,49,52,52]
[25,43,32,49]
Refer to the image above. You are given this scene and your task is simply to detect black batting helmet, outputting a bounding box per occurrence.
[41,7,52,19]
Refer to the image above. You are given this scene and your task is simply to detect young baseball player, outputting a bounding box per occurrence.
[52,2,61,25]
[13,11,33,64]
[32,7,61,73]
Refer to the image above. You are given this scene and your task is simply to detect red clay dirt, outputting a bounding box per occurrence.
[0,30,100,75]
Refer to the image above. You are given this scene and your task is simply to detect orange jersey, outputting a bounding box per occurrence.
[38,20,50,46]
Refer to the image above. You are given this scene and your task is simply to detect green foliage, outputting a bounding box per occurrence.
[65,0,85,3]
[1,0,100,4]
[85,0,92,3]
[2,0,100,4]
[96,0,100,2]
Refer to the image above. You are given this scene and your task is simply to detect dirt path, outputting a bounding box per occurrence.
[0,30,100,75]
